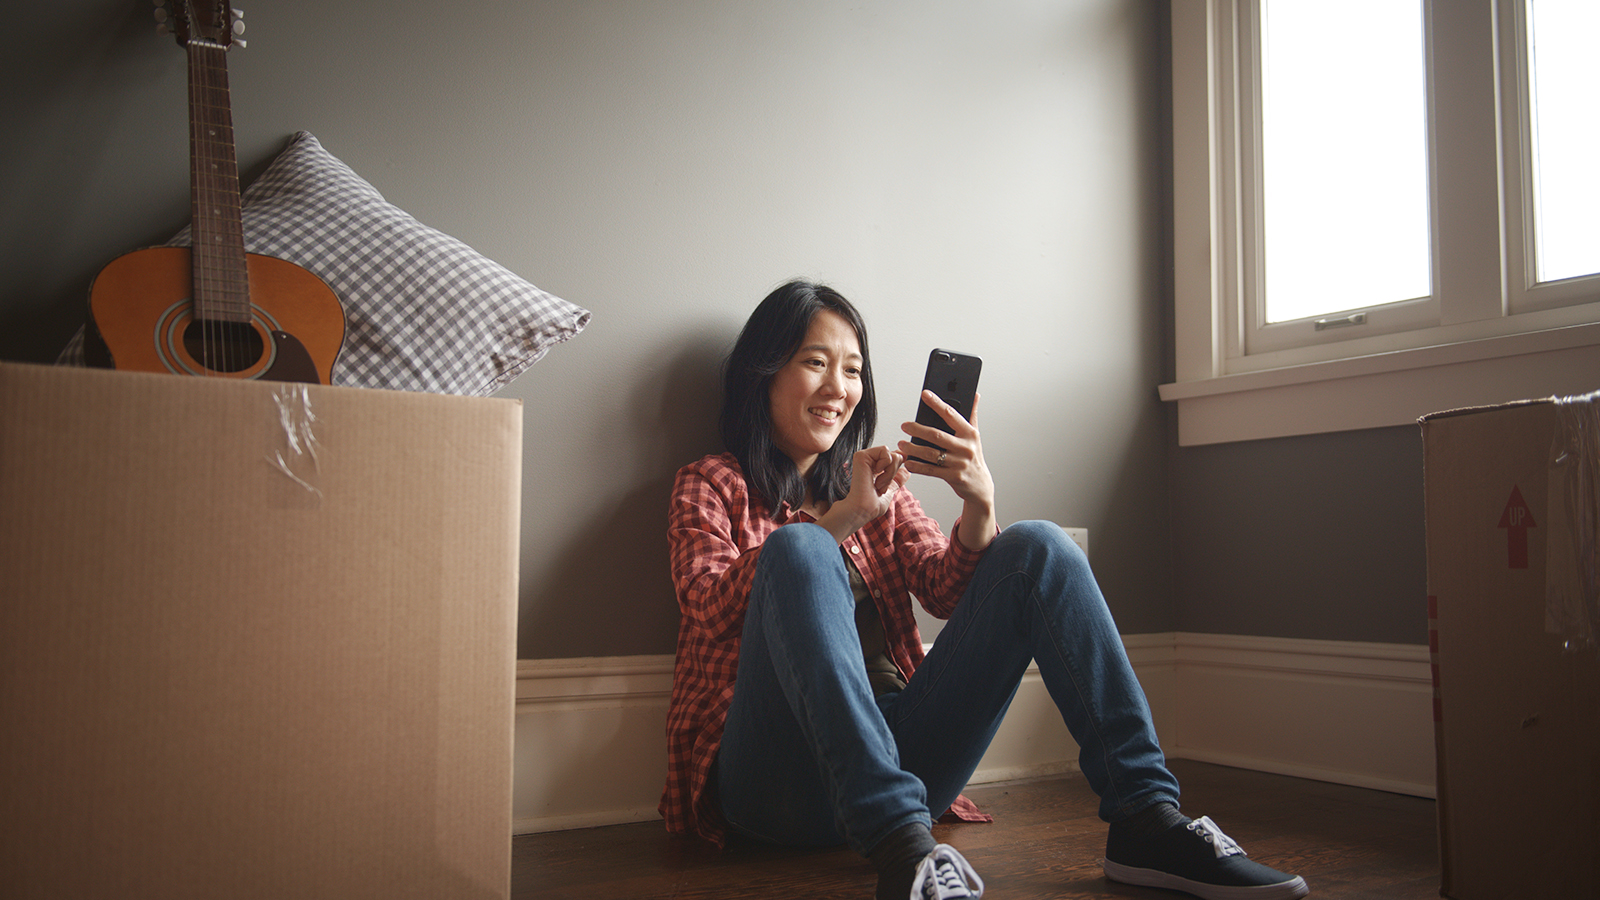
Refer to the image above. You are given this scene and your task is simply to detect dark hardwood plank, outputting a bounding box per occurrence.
[513,759,1440,899]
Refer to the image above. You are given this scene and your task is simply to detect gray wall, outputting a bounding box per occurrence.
[1,0,1428,658]
[1169,423,1428,646]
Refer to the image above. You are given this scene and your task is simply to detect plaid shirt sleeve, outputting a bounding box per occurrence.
[668,458,770,642]
[660,454,777,845]
[887,488,990,619]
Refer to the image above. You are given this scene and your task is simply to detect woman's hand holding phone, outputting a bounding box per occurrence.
[900,389,996,551]
[900,389,993,504]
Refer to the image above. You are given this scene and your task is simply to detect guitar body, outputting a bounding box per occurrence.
[86,246,345,384]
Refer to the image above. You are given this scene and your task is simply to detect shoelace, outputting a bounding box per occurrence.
[911,844,984,899]
[1187,815,1247,859]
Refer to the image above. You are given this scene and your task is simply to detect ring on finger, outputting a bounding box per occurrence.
[936,449,947,466]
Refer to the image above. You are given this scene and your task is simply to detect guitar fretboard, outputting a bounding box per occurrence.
[187,39,250,323]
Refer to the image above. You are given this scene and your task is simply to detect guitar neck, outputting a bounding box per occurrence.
[187,38,250,323]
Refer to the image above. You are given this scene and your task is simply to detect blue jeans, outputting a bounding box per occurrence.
[716,520,1180,856]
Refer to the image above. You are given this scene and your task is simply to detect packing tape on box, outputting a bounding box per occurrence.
[267,383,324,500]
[1548,390,1599,652]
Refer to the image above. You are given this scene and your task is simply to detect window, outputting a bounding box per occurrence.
[1525,0,1600,284]
[1163,1,1600,445]
[1259,0,1431,327]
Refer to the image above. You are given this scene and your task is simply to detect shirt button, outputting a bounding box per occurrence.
[849,545,861,554]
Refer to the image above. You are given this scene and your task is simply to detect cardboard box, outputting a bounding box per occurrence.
[0,363,522,899]
[1420,392,1599,900]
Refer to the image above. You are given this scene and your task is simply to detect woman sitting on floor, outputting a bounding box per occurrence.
[660,279,1309,900]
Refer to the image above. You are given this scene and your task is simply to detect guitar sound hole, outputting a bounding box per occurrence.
[183,319,265,373]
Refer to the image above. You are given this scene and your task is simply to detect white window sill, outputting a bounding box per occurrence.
[1159,322,1600,446]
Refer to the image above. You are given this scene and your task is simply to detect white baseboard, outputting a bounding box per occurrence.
[512,632,1434,834]
[1156,633,1436,798]
[512,655,674,834]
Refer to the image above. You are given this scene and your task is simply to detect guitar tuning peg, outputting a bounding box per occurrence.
[156,22,169,35]
[233,38,247,49]
[233,18,246,35]
[232,7,245,18]
[154,7,167,23]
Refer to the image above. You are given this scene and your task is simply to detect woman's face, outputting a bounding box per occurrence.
[767,309,863,476]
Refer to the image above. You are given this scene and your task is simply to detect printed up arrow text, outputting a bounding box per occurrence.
[1497,484,1537,569]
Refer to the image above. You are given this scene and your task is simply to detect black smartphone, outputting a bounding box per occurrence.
[910,348,981,463]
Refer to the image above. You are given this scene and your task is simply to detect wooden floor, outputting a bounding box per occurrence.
[512,759,1441,899]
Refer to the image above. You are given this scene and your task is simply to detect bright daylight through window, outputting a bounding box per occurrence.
[1261,1,1430,324]
[1526,0,1599,284]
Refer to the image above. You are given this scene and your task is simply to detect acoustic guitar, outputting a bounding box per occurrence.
[84,0,344,384]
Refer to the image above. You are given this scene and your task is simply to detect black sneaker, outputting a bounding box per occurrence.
[1101,815,1309,900]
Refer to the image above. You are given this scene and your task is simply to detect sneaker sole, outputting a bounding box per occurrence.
[1101,858,1310,900]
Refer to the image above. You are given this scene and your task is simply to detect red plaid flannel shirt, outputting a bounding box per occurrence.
[661,452,989,846]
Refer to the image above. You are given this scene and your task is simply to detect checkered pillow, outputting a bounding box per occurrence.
[60,131,589,396]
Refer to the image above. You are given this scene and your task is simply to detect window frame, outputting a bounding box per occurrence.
[1162,0,1600,446]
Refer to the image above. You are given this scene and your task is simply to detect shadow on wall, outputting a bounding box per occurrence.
[518,329,731,660]
[1,1,191,364]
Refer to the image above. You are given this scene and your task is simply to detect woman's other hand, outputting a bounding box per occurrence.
[815,446,907,543]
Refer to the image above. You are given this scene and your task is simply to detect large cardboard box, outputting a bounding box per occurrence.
[0,363,522,899]
[1420,392,1599,900]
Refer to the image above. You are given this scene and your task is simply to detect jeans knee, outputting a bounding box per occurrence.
[755,524,850,605]
[987,520,1097,594]
[762,522,838,564]
[994,520,1085,567]
[985,521,1110,627]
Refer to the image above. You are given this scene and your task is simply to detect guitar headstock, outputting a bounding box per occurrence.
[154,0,246,49]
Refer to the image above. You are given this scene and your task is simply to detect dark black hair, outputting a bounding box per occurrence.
[720,280,878,519]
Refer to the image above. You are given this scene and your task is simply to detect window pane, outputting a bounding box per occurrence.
[1259,1,1432,323]
[1526,0,1600,284]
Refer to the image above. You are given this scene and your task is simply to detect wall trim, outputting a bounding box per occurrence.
[516,654,675,710]
[512,632,1433,834]
[1158,633,1436,798]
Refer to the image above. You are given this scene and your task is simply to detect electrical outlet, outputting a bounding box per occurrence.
[1064,527,1088,559]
